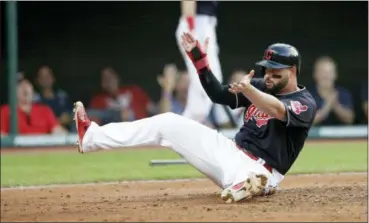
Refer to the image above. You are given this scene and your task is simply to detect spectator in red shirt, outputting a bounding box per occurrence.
[0,76,67,136]
[88,67,154,125]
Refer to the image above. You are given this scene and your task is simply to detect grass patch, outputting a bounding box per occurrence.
[1,142,367,187]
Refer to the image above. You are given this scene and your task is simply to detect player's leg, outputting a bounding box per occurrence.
[75,101,274,191]
[181,17,223,123]
[181,60,214,122]
[175,16,223,123]
[75,101,235,188]
[175,18,213,122]
[195,16,222,82]
[75,101,276,203]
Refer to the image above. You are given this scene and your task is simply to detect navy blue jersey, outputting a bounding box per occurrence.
[196,1,218,17]
[233,78,317,174]
[193,44,317,175]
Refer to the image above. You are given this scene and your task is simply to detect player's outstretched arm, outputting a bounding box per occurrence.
[181,32,249,109]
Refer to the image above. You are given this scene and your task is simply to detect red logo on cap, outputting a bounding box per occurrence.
[265,50,273,60]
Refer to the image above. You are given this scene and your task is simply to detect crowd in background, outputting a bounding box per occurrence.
[0,55,367,136]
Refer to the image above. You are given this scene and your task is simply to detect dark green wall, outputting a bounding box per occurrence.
[1,1,368,121]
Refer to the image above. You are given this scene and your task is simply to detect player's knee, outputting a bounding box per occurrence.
[154,112,183,131]
[154,112,181,123]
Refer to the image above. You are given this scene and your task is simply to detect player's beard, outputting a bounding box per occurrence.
[265,76,289,94]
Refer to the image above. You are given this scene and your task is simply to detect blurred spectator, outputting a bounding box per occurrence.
[88,67,153,125]
[33,65,74,130]
[309,56,355,126]
[157,64,189,114]
[0,75,67,136]
[361,84,368,122]
[209,70,246,128]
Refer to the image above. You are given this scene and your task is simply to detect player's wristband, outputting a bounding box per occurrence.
[186,41,210,74]
[186,16,195,32]
[194,57,209,73]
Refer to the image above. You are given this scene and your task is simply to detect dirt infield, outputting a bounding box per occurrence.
[1,173,367,222]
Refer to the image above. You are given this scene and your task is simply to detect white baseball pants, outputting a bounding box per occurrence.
[81,112,284,189]
[175,15,223,123]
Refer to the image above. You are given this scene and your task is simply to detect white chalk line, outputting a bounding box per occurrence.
[1,172,366,191]
[0,178,209,191]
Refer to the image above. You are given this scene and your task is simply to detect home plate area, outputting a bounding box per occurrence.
[1,173,367,222]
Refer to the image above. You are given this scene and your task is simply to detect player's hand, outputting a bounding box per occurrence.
[321,90,337,107]
[157,64,178,92]
[328,91,339,108]
[181,32,209,53]
[228,70,255,94]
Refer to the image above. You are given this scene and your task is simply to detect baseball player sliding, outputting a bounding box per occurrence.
[73,33,317,203]
[175,0,223,123]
